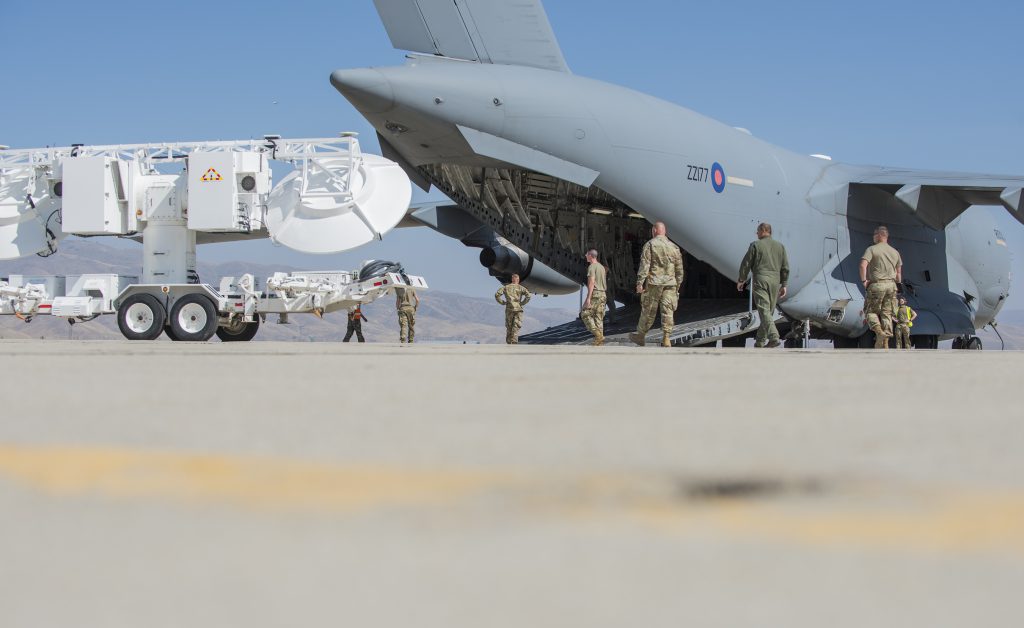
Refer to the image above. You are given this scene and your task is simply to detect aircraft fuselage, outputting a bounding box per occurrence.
[333,57,1010,339]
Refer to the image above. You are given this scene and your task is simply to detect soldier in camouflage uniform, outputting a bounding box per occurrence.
[395,287,419,343]
[737,223,789,348]
[859,225,903,349]
[580,249,607,346]
[893,295,917,349]
[495,273,532,344]
[629,222,684,347]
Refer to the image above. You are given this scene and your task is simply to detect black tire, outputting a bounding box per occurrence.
[784,337,806,349]
[164,325,184,341]
[857,332,875,349]
[952,337,964,350]
[965,336,982,350]
[216,317,260,342]
[117,293,166,341]
[168,293,219,342]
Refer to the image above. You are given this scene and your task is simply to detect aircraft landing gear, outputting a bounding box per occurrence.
[912,335,939,349]
[952,335,982,350]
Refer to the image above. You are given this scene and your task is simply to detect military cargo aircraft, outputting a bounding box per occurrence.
[331,0,1019,348]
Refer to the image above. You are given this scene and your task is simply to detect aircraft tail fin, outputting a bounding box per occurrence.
[371,0,569,73]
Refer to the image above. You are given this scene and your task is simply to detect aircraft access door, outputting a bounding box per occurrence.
[823,237,852,300]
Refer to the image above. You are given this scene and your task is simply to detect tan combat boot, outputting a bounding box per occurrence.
[873,332,887,349]
[628,332,645,346]
[661,333,672,347]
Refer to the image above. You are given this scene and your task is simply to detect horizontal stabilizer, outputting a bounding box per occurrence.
[457,125,599,187]
[372,0,569,72]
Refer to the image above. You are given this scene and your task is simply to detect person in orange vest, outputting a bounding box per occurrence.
[892,295,917,349]
[343,305,368,342]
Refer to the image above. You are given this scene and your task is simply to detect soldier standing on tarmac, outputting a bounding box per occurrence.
[736,222,789,348]
[630,221,684,347]
[893,295,917,349]
[343,304,367,342]
[395,287,419,343]
[495,273,532,344]
[859,225,903,349]
[580,249,607,346]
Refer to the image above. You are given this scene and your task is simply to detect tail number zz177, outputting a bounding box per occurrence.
[687,165,708,183]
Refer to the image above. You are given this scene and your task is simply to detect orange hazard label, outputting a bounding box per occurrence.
[200,168,223,182]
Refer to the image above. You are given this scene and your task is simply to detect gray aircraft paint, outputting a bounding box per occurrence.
[334,0,1016,341]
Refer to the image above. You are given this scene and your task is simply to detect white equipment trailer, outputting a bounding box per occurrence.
[0,136,427,341]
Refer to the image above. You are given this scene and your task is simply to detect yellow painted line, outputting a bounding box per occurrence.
[0,445,503,512]
[0,444,1022,556]
[623,495,1024,556]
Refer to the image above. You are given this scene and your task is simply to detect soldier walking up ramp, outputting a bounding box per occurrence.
[520,299,780,347]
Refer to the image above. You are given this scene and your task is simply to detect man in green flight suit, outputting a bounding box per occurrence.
[860,225,903,349]
[737,222,789,348]
[395,287,419,343]
[495,273,532,344]
[580,249,607,346]
[629,221,684,347]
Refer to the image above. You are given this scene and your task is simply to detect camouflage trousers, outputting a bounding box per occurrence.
[636,284,678,336]
[865,280,897,347]
[751,277,780,347]
[398,306,416,343]
[894,324,911,349]
[580,291,607,339]
[343,318,364,342]
[505,310,523,344]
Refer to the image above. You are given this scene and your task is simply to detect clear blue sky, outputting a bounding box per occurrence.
[2,0,1021,312]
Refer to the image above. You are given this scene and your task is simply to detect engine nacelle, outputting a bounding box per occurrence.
[479,243,578,296]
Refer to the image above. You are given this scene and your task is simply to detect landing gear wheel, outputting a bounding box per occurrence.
[216,317,260,342]
[164,325,184,341]
[117,293,166,341]
[965,336,982,350]
[784,337,806,349]
[168,293,218,342]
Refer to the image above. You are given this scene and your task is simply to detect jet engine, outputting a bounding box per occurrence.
[407,203,579,296]
[479,242,578,296]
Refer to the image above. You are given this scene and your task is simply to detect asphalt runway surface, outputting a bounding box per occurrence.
[0,340,1021,627]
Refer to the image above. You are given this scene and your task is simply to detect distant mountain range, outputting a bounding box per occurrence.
[1,238,1020,348]
[0,239,578,343]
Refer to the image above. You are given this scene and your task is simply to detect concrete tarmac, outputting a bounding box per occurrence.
[0,340,1021,627]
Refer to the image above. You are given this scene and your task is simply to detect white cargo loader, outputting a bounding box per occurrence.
[0,135,427,341]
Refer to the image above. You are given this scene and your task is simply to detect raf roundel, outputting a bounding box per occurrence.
[711,162,726,193]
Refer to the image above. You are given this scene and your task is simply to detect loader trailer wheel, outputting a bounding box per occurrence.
[117,294,166,341]
[168,294,219,342]
[216,317,260,342]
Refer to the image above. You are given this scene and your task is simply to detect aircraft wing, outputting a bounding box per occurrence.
[849,167,1024,230]
[371,0,569,72]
